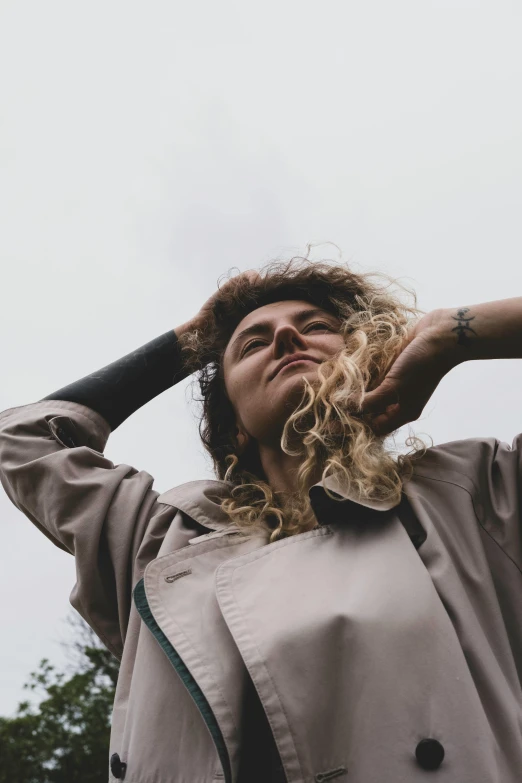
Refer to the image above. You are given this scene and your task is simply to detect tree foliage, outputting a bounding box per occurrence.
[0,613,119,783]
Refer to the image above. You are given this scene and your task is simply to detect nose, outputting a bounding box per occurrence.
[272,323,308,357]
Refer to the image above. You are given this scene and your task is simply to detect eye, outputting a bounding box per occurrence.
[241,339,265,355]
[241,322,333,356]
[306,322,332,332]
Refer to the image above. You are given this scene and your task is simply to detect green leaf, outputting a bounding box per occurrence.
[0,611,119,783]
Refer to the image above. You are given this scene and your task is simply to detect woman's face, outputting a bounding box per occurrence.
[222,300,345,449]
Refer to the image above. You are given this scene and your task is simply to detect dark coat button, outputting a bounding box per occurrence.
[110,753,127,779]
[415,738,445,770]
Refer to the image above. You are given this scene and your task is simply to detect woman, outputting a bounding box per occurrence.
[1,257,521,783]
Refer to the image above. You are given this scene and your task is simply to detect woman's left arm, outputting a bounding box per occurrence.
[361,296,522,436]
[442,296,522,362]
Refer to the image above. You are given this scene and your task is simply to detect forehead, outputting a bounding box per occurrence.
[232,299,320,333]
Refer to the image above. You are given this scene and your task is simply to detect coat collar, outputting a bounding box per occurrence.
[157,480,234,532]
[310,472,401,512]
[309,472,427,549]
[157,471,402,532]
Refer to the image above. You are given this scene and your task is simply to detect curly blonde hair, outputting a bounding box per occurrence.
[178,253,429,543]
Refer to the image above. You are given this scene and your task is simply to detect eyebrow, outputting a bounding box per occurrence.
[230,307,339,358]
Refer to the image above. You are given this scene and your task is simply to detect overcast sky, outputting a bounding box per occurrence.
[1,0,521,716]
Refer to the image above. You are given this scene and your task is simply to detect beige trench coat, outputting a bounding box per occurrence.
[0,398,521,783]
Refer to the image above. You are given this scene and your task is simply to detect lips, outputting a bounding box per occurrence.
[271,354,321,379]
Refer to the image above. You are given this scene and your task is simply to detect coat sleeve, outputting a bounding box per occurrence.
[428,433,522,571]
[0,399,175,658]
[475,434,522,572]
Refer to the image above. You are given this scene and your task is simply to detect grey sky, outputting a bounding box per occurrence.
[1,0,521,715]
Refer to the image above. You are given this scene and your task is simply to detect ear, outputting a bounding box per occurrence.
[235,427,250,456]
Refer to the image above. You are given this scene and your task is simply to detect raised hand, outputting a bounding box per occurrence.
[361,309,457,437]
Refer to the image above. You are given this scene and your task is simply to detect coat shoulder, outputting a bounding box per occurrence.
[409,435,502,495]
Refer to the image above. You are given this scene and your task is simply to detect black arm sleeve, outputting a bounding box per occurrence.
[41,329,190,431]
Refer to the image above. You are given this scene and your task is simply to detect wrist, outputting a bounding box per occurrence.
[433,297,522,363]
[427,308,471,370]
[173,319,201,340]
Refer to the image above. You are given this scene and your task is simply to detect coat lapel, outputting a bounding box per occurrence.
[137,470,429,782]
[135,521,270,783]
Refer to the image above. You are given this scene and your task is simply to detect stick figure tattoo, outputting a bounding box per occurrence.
[451,307,477,346]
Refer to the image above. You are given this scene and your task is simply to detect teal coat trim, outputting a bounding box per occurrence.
[133,577,231,783]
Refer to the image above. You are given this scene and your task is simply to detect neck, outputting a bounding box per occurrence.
[250,441,321,533]
[258,442,321,500]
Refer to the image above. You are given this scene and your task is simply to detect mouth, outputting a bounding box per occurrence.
[271,356,320,379]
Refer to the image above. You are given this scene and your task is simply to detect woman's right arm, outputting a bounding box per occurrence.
[0,271,258,653]
[38,269,259,429]
[0,320,201,657]
[41,321,198,432]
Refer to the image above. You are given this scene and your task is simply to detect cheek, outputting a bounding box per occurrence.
[224,364,258,411]
[324,335,346,354]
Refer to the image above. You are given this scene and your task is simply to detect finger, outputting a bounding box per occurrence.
[361,387,400,415]
[368,403,402,436]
